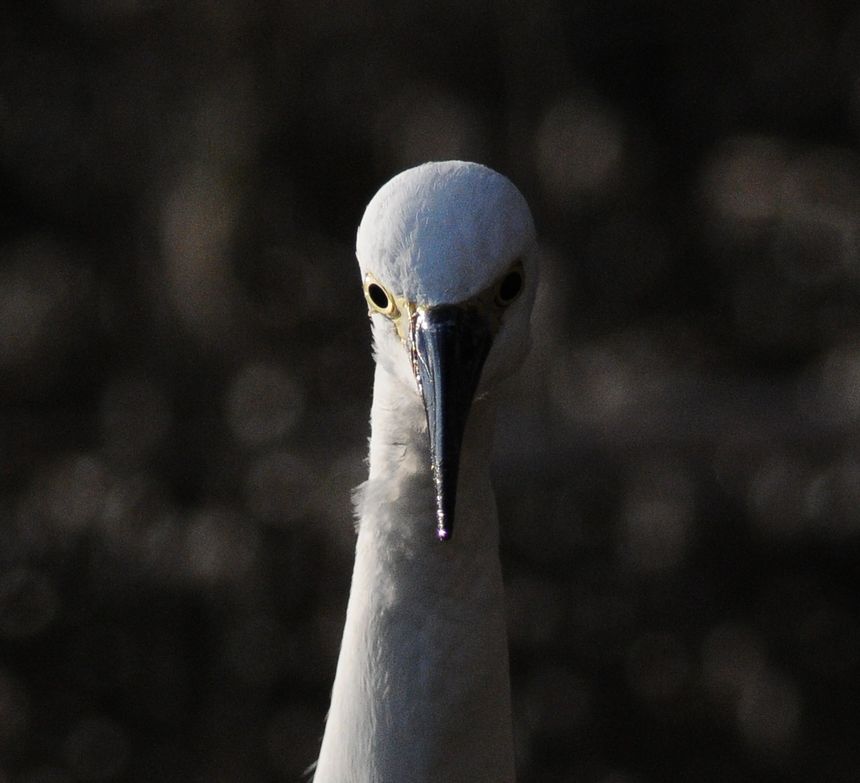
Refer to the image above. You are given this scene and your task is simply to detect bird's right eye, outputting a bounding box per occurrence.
[364,278,397,316]
[495,263,524,306]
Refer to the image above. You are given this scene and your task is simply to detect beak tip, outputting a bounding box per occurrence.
[435,492,455,541]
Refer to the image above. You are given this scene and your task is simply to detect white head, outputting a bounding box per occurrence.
[357,161,535,303]
[357,161,537,387]
[356,161,537,540]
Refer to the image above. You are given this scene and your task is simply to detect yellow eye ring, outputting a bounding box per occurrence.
[364,277,398,316]
[495,263,524,306]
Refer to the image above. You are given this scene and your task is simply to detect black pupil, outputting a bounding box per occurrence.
[499,271,522,302]
[368,283,389,310]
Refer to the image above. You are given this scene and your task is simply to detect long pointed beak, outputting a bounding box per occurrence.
[410,305,494,541]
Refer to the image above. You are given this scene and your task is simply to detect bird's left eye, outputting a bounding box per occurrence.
[495,264,524,306]
[364,278,397,316]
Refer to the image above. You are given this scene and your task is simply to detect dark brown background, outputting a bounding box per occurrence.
[2,2,860,781]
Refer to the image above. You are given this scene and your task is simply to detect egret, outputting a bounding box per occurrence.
[314,161,537,783]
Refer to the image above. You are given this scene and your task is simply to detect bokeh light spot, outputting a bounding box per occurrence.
[161,165,241,344]
[0,569,59,639]
[737,668,801,758]
[223,613,289,688]
[374,85,485,170]
[99,373,172,465]
[62,716,129,781]
[747,453,808,539]
[704,135,787,227]
[536,93,625,206]
[244,450,313,527]
[522,665,592,740]
[701,623,767,707]
[184,508,259,587]
[40,453,108,534]
[0,669,29,746]
[226,361,304,447]
[626,632,690,705]
[15,768,70,783]
[618,460,695,575]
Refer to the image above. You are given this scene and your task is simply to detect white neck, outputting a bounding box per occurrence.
[314,362,514,783]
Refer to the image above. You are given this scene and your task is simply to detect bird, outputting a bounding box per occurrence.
[313,161,537,783]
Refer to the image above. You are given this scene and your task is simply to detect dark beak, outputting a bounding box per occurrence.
[410,305,494,541]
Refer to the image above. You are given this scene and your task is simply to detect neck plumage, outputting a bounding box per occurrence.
[314,362,514,783]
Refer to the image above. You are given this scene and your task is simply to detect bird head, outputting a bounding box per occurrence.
[356,161,537,542]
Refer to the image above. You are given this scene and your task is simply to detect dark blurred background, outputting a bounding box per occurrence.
[2,1,860,781]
